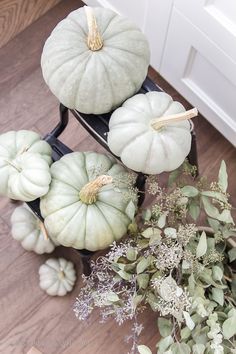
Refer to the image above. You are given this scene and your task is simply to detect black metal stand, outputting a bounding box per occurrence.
[26,75,199,275]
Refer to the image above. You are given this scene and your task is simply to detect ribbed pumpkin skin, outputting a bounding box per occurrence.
[40,152,134,251]
[41,7,150,114]
[11,205,56,254]
[0,130,52,201]
[108,92,192,174]
[39,258,76,296]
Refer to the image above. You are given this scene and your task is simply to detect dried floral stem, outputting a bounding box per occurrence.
[79,175,113,204]
[85,6,103,51]
[151,108,198,130]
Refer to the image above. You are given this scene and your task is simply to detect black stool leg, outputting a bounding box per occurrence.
[78,250,95,276]
[188,130,199,176]
[135,173,147,207]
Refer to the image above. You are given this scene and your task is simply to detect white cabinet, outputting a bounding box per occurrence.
[160,8,236,146]
[84,0,236,146]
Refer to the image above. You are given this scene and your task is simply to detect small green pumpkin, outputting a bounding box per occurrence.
[40,151,136,251]
[0,130,52,201]
[41,6,150,114]
[108,92,198,174]
[11,204,57,254]
[39,258,76,296]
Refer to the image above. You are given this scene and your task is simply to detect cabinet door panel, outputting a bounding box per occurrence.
[161,8,236,146]
[174,0,236,61]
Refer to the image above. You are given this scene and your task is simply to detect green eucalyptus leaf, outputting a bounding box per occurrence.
[137,257,151,274]
[137,345,152,354]
[192,343,205,354]
[218,209,234,224]
[157,335,174,353]
[202,196,220,219]
[164,228,177,238]
[201,190,228,203]
[137,274,150,289]
[181,326,191,340]
[227,308,236,318]
[212,265,223,281]
[158,213,167,228]
[128,222,138,234]
[170,342,191,354]
[189,203,200,221]
[125,200,136,220]
[126,248,138,261]
[217,312,228,321]
[142,227,160,239]
[199,271,227,289]
[188,273,196,295]
[212,288,224,306]
[124,263,136,272]
[218,160,228,193]
[142,208,152,221]
[228,247,236,262]
[133,294,143,309]
[183,311,195,330]
[117,270,132,280]
[157,317,172,337]
[106,292,120,302]
[149,233,162,246]
[207,218,220,232]
[222,315,236,339]
[196,232,207,258]
[181,186,199,197]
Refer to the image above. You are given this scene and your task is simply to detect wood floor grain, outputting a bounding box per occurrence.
[0,1,235,354]
[0,0,62,48]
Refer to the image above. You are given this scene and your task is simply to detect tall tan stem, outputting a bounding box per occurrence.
[39,221,49,240]
[85,6,103,51]
[151,108,198,131]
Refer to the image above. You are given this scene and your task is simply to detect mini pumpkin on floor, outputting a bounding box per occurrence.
[39,258,76,296]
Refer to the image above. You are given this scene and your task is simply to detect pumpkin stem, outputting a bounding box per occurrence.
[151,107,198,131]
[39,221,49,240]
[79,175,113,204]
[85,6,103,51]
[58,269,65,279]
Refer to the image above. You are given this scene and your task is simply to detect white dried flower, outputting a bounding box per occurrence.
[151,275,191,320]
[155,242,183,270]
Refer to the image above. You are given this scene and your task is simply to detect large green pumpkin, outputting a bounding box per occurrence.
[41,6,150,114]
[40,152,136,251]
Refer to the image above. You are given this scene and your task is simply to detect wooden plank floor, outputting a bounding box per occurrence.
[0,1,235,353]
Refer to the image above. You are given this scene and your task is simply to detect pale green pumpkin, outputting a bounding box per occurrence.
[11,204,57,254]
[39,258,76,296]
[0,130,52,201]
[108,92,198,174]
[40,152,136,251]
[41,6,150,114]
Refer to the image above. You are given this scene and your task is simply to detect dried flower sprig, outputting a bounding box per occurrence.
[74,160,236,354]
